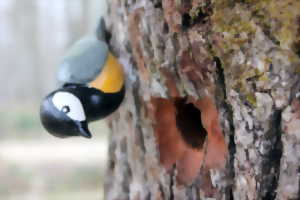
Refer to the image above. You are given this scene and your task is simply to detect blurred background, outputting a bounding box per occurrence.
[0,0,109,199]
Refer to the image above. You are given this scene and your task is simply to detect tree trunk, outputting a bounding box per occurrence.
[104,0,300,199]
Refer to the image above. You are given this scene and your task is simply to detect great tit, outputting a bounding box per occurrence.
[40,19,125,139]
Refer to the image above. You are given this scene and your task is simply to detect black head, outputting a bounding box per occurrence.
[40,84,125,138]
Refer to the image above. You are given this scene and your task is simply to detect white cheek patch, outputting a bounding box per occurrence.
[52,92,86,121]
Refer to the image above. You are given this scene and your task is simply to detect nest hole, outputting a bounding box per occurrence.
[174,98,207,149]
[181,13,192,30]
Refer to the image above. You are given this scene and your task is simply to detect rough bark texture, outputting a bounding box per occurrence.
[104,0,300,199]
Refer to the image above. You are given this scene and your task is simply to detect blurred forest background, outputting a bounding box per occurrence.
[0,0,109,199]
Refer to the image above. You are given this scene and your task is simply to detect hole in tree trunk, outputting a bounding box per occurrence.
[174,97,207,149]
[181,13,192,30]
[151,96,228,186]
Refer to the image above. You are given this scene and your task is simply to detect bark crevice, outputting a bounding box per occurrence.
[214,56,237,199]
[262,109,282,200]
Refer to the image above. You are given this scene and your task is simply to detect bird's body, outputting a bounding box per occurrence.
[40,18,125,139]
[58,36,108,85]
[58,35,124,95]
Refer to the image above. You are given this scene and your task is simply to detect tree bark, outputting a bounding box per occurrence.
[104,0,300,199]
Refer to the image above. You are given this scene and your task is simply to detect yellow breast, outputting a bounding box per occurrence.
[89,53,124,93]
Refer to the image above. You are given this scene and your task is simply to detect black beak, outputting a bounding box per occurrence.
[75,121,92,138]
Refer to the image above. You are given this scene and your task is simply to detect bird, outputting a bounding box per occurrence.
[40,18,125,139]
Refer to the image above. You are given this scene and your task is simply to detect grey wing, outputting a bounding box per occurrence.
[57,36,108,85]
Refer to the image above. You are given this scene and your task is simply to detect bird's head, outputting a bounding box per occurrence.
[40,84,125,139]
[40,86,92,138]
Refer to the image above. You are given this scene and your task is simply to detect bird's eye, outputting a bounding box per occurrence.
[52,92,86,121]
[61,105,70,114]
